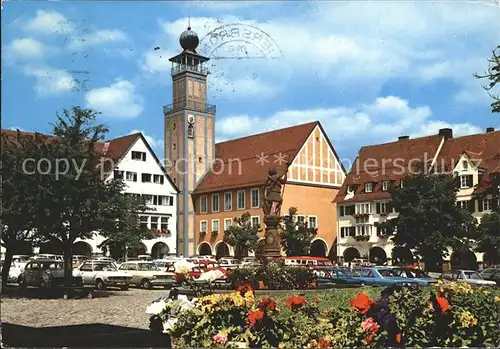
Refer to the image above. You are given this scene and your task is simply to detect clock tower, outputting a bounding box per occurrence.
[163,26,216,257]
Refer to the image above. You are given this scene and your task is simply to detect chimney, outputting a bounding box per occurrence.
[486,127,495,133]
[398,135,410,141]
[438,128,453,140]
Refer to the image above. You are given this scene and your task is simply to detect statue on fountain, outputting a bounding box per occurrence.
[261,168,287,261]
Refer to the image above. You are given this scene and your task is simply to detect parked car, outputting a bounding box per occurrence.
[440,270,497,287]
[217,258,240,270]
[12,255,31,267]
[153,259,176,272]
[174,266,204,283]
[137,255,153,261]
[283,256,334,269]
[117,261,176,289]
[32,254,64,262]
[240,257,259,265]
[72,255,89,268]
[480,268,500,286]
[314,268,364,285]
[18,259,83,288]
[392,267,438,286]
[199,261,229,275]
[75,260,132,290]
[354,267,419,287]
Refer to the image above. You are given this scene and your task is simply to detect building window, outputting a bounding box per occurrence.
[158,195,173,206]
[114,170,124,180]
[482,199,491,211]
[143,195,154,205]
[131,151,146,161]
[251,188,260,208]
[200,196,207,213]
[365,183,373,193]
[173,123,176,131]
[308,216,317,229]
[297,215,306,224]
[161,217,169,232]
[400,179,406,188]
[355,203,372,215]
[224,192,232,211]
[462,160,468,170]
[200,220,207,233]
[212,219,220,233]
[347,184,355,193]
[150,216,159,231]
[376,202,389,214]
[382,180,388,191]
[224,218,232,232]
[187,124,194,138]
[460,175,473,188]
[153,175,164,184]
[140,216,148,230]
[125,171,137,182]
[212,194,220,212]
[142,173,152,183]
[237,190,245,209]
[251,216,260,228]
[173,143,176,150]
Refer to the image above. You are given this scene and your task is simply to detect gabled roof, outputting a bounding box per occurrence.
[193,121,319,194]
[333,134,443,203]
[1,129,179,192]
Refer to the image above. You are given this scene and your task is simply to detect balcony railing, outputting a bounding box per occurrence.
[163,99,216,115]
[171,64,208,76]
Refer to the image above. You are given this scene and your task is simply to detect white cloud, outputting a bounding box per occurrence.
[23,66,77,96]
[25,9,75,35]
[68,29,128,50]
[152,2,499,102]
[8,126,26,132]
[216,96,483,151]
[129,129,163,149]
[8,38,45,59]
[85,80,143,118]
[141,49,176,73]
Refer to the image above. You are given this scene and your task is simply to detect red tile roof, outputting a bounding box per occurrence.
[333,135,443,203]
[334,129,500,204]
[193,121,319,194]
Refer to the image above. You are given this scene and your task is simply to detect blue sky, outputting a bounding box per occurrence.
[2,1,500,164]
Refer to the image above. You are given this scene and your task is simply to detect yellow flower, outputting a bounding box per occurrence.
[436,279,443,285]
[459,311,477,328]
[278,343,285,349]
[495,296,500,302]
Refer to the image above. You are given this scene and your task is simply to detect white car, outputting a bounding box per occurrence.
[76,260,132,290]
[32,254,64,262]
[441,270,497,286]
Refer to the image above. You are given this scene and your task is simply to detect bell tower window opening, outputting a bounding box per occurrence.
[187,124,194,138]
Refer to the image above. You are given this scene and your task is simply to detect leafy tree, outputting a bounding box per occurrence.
[381,171,476,272]
[280,207,317,256]
[223,212,259,258]
[98,193,157,261]
[474,212,500,265]
[474,45,500,113]
[31,106,149,285]
[0,130,49,286]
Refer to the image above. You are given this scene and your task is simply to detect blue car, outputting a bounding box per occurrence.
[353,267,419,287]
[392,267,438,286]
[314,268,364,285]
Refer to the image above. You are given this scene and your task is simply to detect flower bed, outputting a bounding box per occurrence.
[147,282,500,348]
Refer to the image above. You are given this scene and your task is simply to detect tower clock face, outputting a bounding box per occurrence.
[187,114,195,124]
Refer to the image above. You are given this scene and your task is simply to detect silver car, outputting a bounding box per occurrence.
[440,270,497,286]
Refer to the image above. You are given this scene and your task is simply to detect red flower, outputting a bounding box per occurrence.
[366,332,376,344]
[236,283,254,296]
[248,309,264,328]
[258,298,277,311]
[350,293,375,314]
[436,295,450,313]
[312,297,320,304]
[396,333,402,344]
[285,295,307,310]
[318,337,331,348]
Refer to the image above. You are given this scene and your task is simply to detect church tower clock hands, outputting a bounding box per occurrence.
[163,26,216,258]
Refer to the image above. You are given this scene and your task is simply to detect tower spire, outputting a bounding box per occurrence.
[188,16,191,30]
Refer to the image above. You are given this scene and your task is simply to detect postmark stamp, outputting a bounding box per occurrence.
[198,23,282,60]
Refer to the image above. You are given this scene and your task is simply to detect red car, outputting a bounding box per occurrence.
[198,261,229,276]
[175,266,203,283]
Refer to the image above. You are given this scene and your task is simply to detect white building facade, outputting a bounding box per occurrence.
[74,133,178,258]
[335,127,500,270]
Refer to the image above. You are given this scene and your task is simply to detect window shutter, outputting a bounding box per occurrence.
[340,206,345,217]
[133,173,137,182]
[468,200,475,213]
[466,175,473,187]
[478,199,483,212]
[454,175,461,188]
[376,203,381,214]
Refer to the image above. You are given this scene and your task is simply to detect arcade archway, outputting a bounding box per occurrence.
[215,241,230,260]
[369,247,387,265]
[127,242,147,258]
[151,242,169,259]
[343,247,361,263]
[310,239,328,257]
[391,247,414,265]
[451,250,477,270]
[198,242,212,256]
[73,241,92,256]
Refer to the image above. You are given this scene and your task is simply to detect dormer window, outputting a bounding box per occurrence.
[365,183,373,193]
[459,175,473,188]
[347,184,355,193]
[382,180,389,191]
[462,160,468,171]
[131,151,146,161]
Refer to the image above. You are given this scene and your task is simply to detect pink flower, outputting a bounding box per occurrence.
[361,317,380,333]
[213,331,228,345]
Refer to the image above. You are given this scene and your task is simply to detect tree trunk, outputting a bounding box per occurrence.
[1,247,14,290]
[63,240,73,286]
